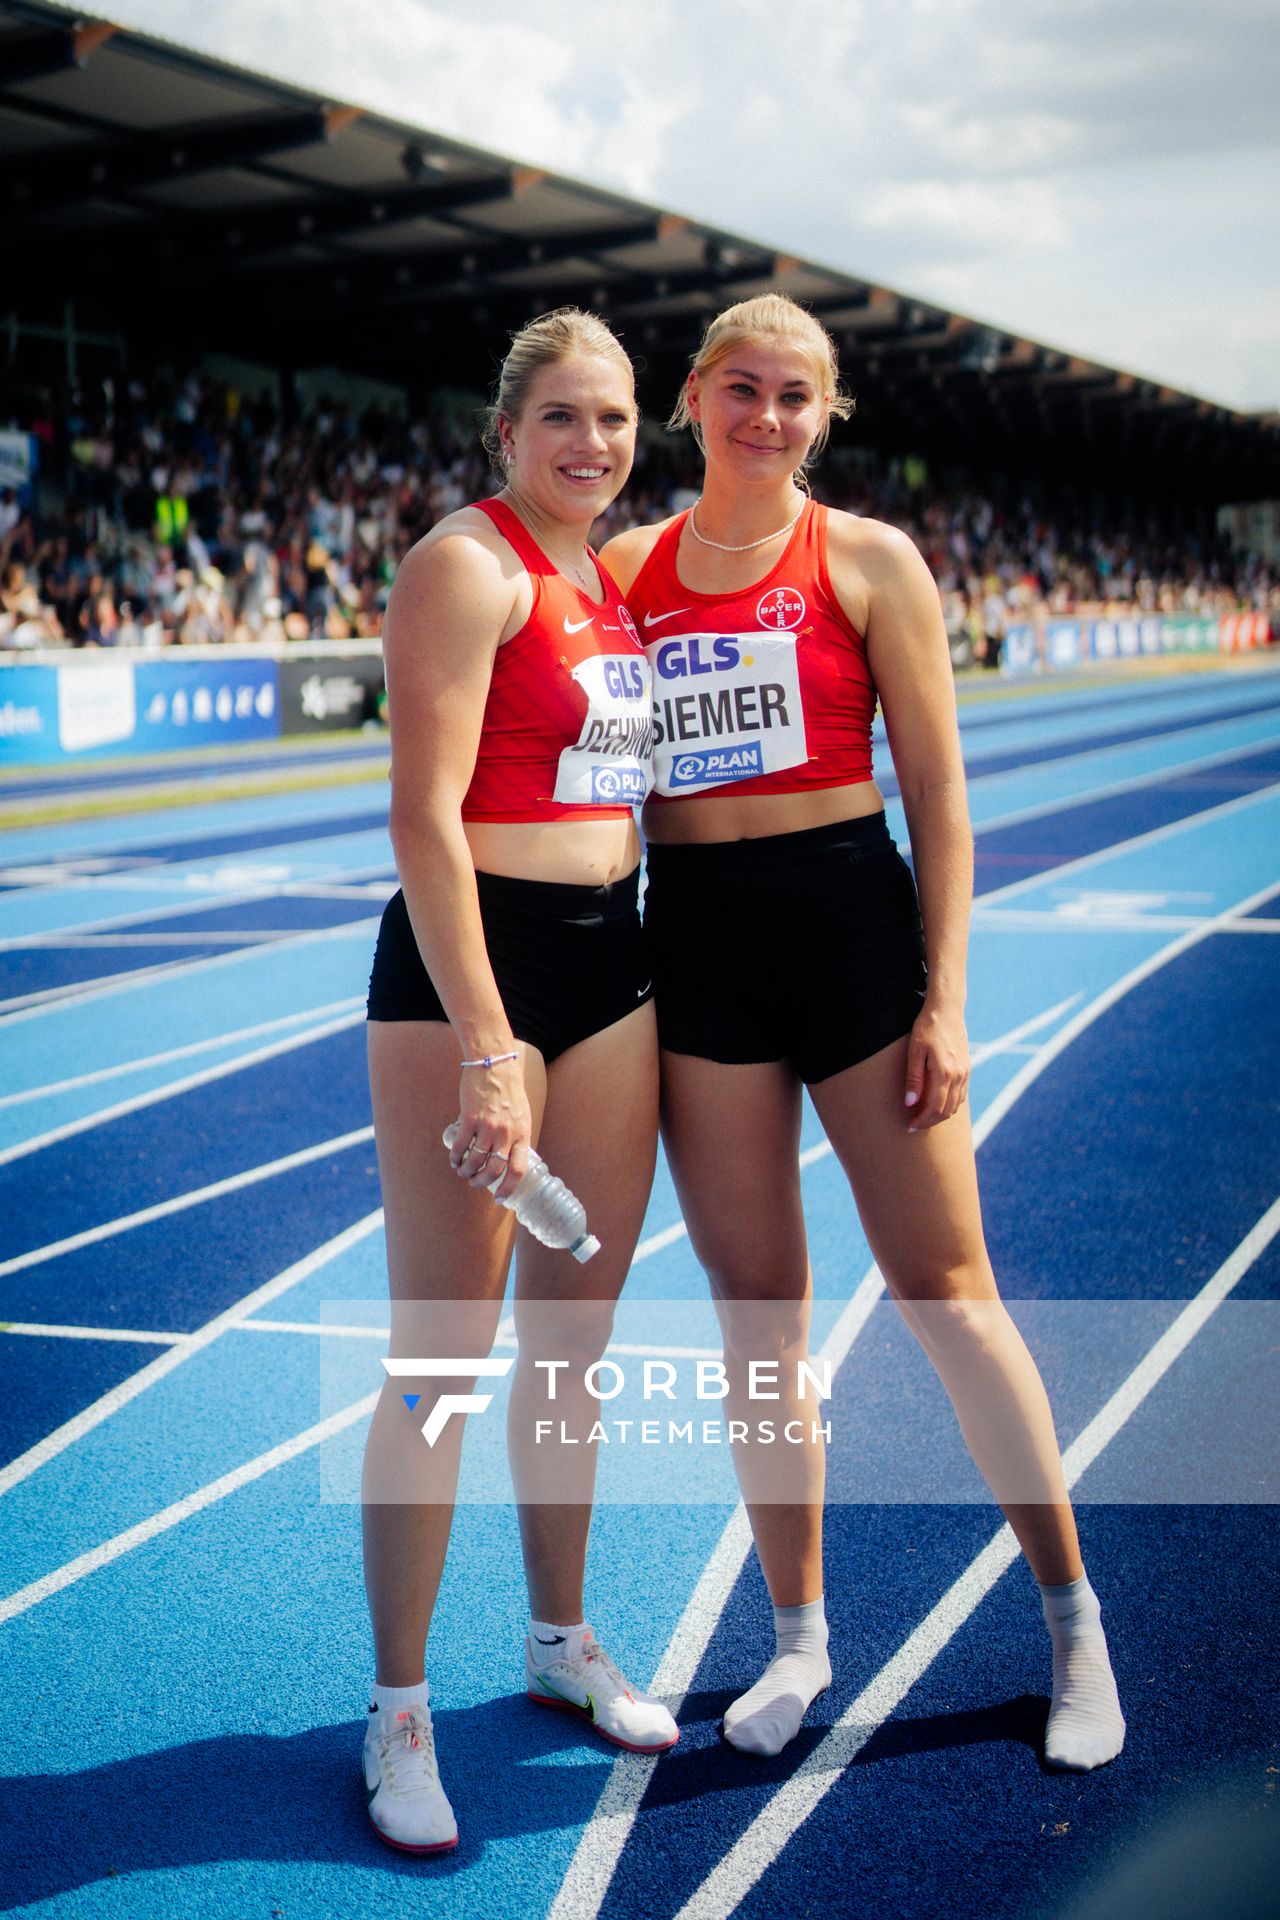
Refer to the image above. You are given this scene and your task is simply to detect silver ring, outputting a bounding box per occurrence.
[488,1152,509,1164]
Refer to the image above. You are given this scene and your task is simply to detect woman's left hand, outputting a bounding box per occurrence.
[903,999,970,1131]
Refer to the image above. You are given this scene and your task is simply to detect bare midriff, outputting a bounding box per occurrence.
[642,777,884,846]
[463,815,643,885]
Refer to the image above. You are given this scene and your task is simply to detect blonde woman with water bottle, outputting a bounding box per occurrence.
[360,310,674,1856]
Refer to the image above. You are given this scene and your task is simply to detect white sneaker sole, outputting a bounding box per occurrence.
[526,1685,679,1753]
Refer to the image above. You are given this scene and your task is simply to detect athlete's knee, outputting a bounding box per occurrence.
[894,1289,1006,1359]
[513,1297,617,1374]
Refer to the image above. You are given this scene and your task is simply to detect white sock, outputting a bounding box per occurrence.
[1040,1574,1125,1770]
[723,1598,832,1756]
[528,1618,589,1667]
[369,1677,430,1723]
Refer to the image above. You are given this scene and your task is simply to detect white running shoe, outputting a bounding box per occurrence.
[363,1705,458,1854]
[525,1631,679,1753]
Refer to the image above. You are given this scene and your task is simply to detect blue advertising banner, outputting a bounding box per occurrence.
[134,657,278,750]
[0,666,60,764]
[999,614,1256,677]
[0,655,280,763]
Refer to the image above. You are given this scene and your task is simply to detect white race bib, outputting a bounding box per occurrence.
[552,652,654,807]
[646,631,807,796]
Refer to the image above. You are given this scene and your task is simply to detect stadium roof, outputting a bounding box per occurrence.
[4,0,1279,502]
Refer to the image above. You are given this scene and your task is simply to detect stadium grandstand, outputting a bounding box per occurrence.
[2,0,1279,667]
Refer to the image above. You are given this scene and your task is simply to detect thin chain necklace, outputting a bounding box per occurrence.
[550,549,596,591]
[688,498,805,553]
[507,492,595,590]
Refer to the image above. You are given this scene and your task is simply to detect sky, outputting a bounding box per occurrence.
[92,0,1279,412]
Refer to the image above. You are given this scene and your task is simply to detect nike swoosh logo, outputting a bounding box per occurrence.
[564,616,594,634]
[642,608,691,627]
[535,1633,567,1646]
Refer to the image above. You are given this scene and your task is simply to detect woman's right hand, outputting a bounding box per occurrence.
[448,1055,532,1199]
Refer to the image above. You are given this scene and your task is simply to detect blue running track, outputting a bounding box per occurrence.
[1,662,1277,1919]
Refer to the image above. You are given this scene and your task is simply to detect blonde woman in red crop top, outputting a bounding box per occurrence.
[602,295,1124,1774]
[360,310,674,1857]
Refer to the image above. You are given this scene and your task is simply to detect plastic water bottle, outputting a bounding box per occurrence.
[442,1122,601,1262]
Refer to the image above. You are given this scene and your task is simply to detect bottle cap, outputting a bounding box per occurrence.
[571,1234,602,1264]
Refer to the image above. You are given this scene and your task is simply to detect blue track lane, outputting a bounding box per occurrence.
[0,739,388,803]
[0,805,389,879]
[980,931,1280,1300]
[1,667,1277,1920]
[0,1333,166,1465]
[972,742,1280,890]
[595,904,1279,1920]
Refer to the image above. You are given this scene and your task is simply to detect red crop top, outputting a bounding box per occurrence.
[624,499,877,801]
[460,498,653,822]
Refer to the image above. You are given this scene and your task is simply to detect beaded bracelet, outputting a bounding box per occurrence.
[459,1050,519,1070]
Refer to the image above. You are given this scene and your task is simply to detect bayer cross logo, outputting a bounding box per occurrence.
[756,587,806,630]
[617,603,639,643]
[383,1357,516,1445]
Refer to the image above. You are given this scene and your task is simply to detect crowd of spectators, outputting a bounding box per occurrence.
[1,368,1275,659]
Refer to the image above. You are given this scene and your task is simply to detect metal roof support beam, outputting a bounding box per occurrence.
[0,19,114,86]
[5,109,334,216]
[9,172,518,282]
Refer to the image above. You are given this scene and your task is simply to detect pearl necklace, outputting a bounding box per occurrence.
[688,499,805,553]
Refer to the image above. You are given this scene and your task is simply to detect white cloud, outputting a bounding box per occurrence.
[85,0,1280,409]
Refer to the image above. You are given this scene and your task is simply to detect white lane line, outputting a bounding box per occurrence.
[633,1220,692,1261]
[0,856,394,949]
[630,996,1079,1268]
[547,1509,757,1920]
[667,1191,1280,1920]
[0,997,364,1112]
[0,1009,366,1167]
[0,916,380,1026]
[0,954,212,1017]
[0,1390,381,1627]
[13,931,303,948]
[280,880,396,901]
[974,908,1280,935]
[964,715,1280,833]
[546,888,1275,1920]
[0,1126,376,1280]
[0,786,386,866]
[0,1211,383,1499]
[0,1321,188,1346]
[3,984,1272,1638]
[545,996,1083,1920]
[235,1318,390,1339]
[0,1000,1075,1629]
[231,1320,724,1363]
[980,779,1280,906]
[1057,1193,1280,1486]
[976,875,1280,1146]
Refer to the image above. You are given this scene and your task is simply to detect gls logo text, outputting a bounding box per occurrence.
[653,635,743,680]
[383,1356,516,1446]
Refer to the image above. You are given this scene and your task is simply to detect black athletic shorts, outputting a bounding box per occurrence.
[366,866,652,1064]
[642,813,927,1084]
